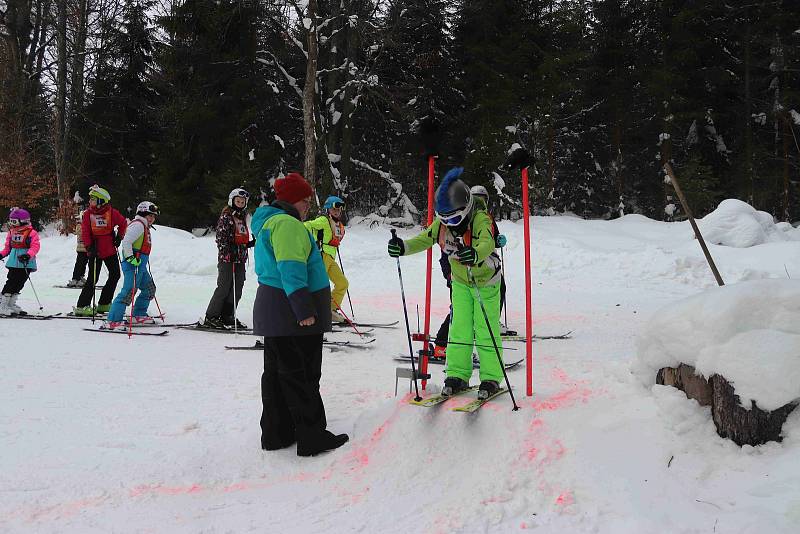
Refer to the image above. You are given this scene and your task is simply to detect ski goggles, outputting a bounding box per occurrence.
[232,189,249,199]
[329,200,345,209]
[8,218,28,226]
[438,211,467,227]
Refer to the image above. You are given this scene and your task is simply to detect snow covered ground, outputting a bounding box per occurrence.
[2,207,800,533]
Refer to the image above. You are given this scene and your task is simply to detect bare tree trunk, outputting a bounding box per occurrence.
[338,1,358,196]
[65,0,88,175]
[744,18,754,206]
[782,114,790,221]
[303,0,319,201]
[25,0,44,75]
[34,0,50,78]
[53,0,68,217]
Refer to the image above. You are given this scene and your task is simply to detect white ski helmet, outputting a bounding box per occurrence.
[470,185,489,199]
[136,201,159,217]
[228,187,249,208]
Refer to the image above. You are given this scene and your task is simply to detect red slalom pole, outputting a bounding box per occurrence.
[521,167,533,396]
[420,154,436,390]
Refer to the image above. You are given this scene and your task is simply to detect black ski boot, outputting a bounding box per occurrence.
[441,377,469,397]
[201,316,227,329]
[478,380,501,400]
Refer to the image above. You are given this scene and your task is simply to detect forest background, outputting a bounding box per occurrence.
[1,0,799,230]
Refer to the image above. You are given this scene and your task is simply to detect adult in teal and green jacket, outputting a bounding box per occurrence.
[387,167,504,400]
[252,172,349,458]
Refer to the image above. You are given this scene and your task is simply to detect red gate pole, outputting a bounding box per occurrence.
[420,154,436,390]
[521,166,533,397]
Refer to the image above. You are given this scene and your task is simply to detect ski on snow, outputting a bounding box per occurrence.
[452,388,510,413]
[226,338,376,350]
[408,385,480,408]
[503,330,573,342]
[83,327,169,336]
[1,313,62,320]
[332,320,398,329]
[53,284,103,289]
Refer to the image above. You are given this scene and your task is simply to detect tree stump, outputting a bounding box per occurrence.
[657,364,798,446]
[656,364,712,406]
[710,374,797,446]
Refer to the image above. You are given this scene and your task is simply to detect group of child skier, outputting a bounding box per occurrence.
[1,166,508,402]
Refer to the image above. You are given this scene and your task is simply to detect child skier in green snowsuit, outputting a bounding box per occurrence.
[388,167,504,400]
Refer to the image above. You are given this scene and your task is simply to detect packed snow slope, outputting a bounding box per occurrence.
[1,207,799,533]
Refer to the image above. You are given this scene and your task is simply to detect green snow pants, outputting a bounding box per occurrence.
[445,279,503,384]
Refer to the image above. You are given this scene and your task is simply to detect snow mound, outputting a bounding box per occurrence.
[634,279,800,411]
[698,199,800,247]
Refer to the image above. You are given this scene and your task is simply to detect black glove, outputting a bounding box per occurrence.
[247,238,256,248]
[456,246,478,265]
[388,236,405,257]
[18,253,31,263]
[86,244,95,257]
[113,231,122,248]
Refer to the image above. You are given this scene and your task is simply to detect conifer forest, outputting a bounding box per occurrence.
[1,0,799,229]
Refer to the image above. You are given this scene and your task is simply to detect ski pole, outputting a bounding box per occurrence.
[500,246,508,328]
[91,254,99,324]
[146,262,165,322]
[336,248,355,318]
[128,265,138,339]
[22,263,43,312]
[467,267,519,411]
[232,263,239,336]
[391,229,422,401]
[335,305,364,338]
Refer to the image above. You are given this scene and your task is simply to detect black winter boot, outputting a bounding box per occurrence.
[441,377,469,397]
[297,430,349,457]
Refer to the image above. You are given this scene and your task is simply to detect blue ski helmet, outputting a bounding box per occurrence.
[435,167,473,227]
[324,196,345,210]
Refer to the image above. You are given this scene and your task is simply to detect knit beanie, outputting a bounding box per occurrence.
[274,172,313,204]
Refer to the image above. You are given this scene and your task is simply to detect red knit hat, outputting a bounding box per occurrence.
[274,172,314,204]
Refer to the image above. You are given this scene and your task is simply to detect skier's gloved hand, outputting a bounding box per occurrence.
[86,244,95,257]
[456,246,478,265]
[496,234,507,248]
[387,236,405,257]
[113,231,122,248]
[0,253,5,260]
[18,253,31,264]
[125,255,141,267]
[247,238,256,248]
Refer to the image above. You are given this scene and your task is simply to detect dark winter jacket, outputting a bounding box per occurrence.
[215,207,250,263]
[251,200,332,337]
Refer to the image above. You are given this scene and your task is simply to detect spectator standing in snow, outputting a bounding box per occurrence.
[251,172,349,457]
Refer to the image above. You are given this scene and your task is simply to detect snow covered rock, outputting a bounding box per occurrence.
[635,279,800,445]
[698,199,800,247]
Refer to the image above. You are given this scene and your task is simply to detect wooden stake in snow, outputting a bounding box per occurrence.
[663,163,725,287]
